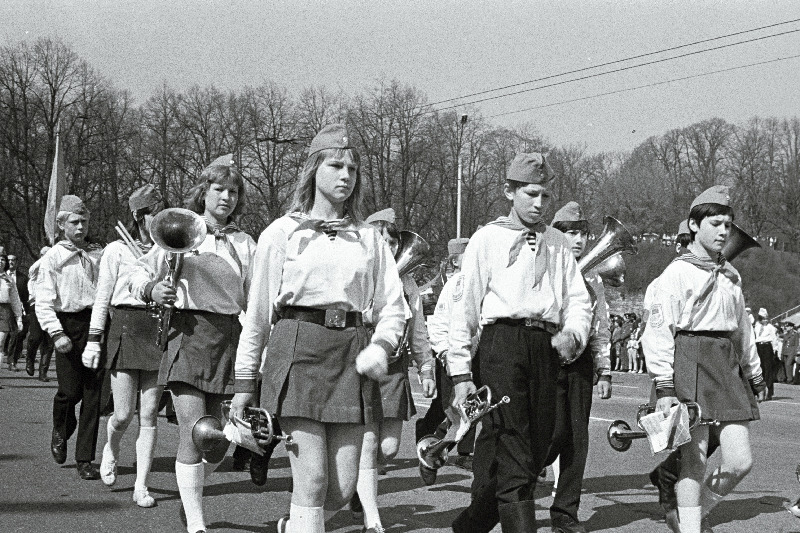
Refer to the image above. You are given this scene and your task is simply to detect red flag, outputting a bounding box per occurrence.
[44,129,66,245]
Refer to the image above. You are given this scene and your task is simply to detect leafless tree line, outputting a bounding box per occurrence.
[2,38,799,264]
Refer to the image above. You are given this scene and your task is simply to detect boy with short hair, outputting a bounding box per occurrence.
[447,153,592,532]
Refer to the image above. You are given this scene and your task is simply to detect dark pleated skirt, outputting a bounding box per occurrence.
[105,307,162,371]
[159,310,241,395]
[260,318,379,424]
[377,351,415,421]
[674,331,759,422]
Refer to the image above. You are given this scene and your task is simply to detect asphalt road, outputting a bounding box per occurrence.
[2,364,800,533]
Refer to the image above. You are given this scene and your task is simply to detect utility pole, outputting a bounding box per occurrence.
[456,114,468,239]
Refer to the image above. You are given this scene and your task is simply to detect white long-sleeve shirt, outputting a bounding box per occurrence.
[447,224,592,377]
[89,241,148,335]
[428,274,460,355]
[401,275,433,371]
[586,270,611,376]
[754,321,778,351]
[234,215,407,390]
[35,242,102,335]
[0,273,23,319]
[641,258,762,392]
[129,231,255,315]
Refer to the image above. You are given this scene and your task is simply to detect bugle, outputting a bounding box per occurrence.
[606,402,719,453]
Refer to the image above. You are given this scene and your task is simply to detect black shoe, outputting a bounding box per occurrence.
[250,441,278,486]
[419,462,437,486]
[25,360,35,376]
[51,429,67,464]
[551,513,587,533]
[350,492,364,520]
[77,461,100,480]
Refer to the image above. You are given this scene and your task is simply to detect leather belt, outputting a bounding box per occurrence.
[281,306,363,329]
[495,317,559,336]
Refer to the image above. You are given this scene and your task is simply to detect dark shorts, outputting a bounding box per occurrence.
[106,307,162,372]
[260,319,378,424]
[674,331,759,422]
[159,310,241,395]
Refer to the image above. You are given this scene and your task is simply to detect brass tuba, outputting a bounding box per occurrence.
[390,230,432,364]
[722,223,761,262]
[596,253,626,287]
[395,230,431,277]
[150,208,207,349]
[578,216,638,275]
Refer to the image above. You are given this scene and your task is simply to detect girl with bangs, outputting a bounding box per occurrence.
[642,185,765,533]
[232,124,406,533]
[83,184,166,508]
[130,155,256,533]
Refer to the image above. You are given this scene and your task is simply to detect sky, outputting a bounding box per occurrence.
[3,0,800,153]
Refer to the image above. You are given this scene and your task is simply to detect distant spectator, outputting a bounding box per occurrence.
[780,324,798,384]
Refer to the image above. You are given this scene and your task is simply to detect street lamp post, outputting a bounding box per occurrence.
[456,114,468,239]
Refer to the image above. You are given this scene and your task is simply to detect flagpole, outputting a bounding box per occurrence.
[44,123,66,245]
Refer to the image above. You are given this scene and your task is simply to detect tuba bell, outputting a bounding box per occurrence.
[149,208,207,349]
[722,223,761,262]
[596,253,626,287]
[578,216,638,275]
[390,230,432,364]
[395,230,431,277]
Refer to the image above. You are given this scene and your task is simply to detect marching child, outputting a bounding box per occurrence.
[447,153,592,533]
[641,185,765,533]
[231,124,406,533]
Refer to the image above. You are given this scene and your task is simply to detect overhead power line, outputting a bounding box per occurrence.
[429,17,800,108]
[484,54,800,120]
[430,28,800,115]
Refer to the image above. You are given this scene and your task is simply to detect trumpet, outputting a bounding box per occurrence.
[417,386,510,473]
[149,208,207,350]
[606,402,719,452]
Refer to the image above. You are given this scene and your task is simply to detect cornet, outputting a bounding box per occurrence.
[191,400,293,463]
[149,208,207,350]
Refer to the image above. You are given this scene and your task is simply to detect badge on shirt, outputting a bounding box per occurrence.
[649,303,664,328]
[453,276,464,302]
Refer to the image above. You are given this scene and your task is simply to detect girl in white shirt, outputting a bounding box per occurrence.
[641,186,764,533]
[83,184,164,507]
[231,125,406,533]
[130,157,256,533]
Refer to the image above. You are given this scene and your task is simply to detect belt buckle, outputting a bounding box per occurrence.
[524,317,534,328]
[325,309,347,328]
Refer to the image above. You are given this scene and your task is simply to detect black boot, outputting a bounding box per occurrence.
[498,500,537,533]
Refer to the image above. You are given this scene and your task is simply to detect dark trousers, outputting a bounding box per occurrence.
[415,358,476,455]
[8,312,30,364]
[756,343,775,399]
[455,322,559,532]
[26,308,53,375]
[52,309,104,462]
[544,348,594,522]
[783,355,794,384]
[653,433,721,510]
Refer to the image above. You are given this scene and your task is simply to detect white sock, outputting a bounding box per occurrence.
[357,467,382,529]
[134,426,157,491]
[175,461,205,533]
[678,505,702,533]
[700,485,725,517]
[107,416,125,459]
[288,503,324,533]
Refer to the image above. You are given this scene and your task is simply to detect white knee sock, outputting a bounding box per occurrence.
[700,485,724,517]
[357,467,382,529]
[678,506,702,533]
[288,503,324,533]
[134,426,157,491]
[175,461,205,533]
[107,416,125,458]
[552,457,561,490]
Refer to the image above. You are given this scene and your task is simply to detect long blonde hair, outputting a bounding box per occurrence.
[289,148,363,221]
